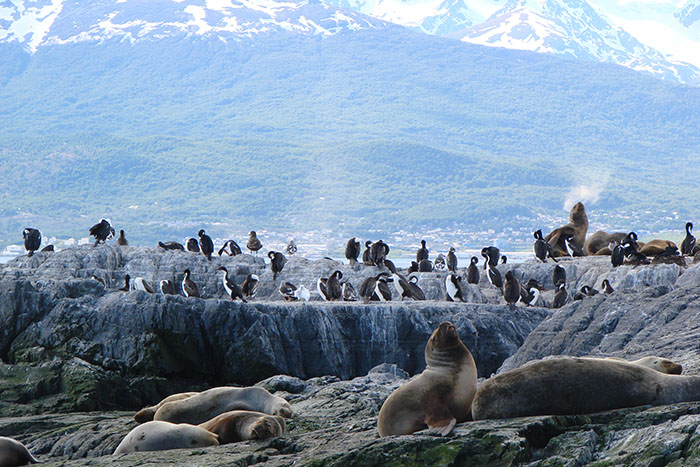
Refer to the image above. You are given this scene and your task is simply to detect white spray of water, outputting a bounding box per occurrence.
[563,172,610,211]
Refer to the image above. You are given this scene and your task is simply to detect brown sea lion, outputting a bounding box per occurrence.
[583,231,629,256]
[377,322,477,437]
[471,357,700,420]
[198,410,286,444]
[545,202,588,257]
[134,392,199,423]
[113,421,219,454]
[638,239,677,256]
[0,437,39,466]
[584,356,682,375]
[154,386,293,425]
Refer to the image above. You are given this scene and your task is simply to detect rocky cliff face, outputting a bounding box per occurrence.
[2,245,699,465]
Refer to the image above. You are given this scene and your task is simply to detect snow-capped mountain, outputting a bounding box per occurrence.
[0,0,389,52]
[322,0,700,85]
[457,0,700,84]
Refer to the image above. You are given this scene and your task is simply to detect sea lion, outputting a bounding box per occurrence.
[598,356,682,375]
[583,231,629,256]
[545,202,588,257]
[113,420,219,454]
[638,239,677,256]
[377,322,477,437]
[134,392,199,423]
[198,410,286,444]
[0,436,39,466]
[471,357,700,420]
[154,386,293,425]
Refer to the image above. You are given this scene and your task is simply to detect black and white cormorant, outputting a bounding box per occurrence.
[533,229,556,263]
[445,273,465,302]
[182,269,200,298]
[682,222,696,256]
[286,239,297,256]
[487,265,503,290]
[481,246,500,270]
[268,251,287,279]
[22,228,41,257]
[552,265,566,287]
[241,274,259,300]
[160,280,176,295]
[217,266,246,302]
[552,282,568,308]
[198,229,214,261]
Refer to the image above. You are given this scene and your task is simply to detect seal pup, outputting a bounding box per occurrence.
[446,247,458,272]
[241,274,259,300]
[481,246,500,270]
[342,282,358,301]
[445,274,465,302]
[118,275,131,292]
[286,239,297,256]
[467,257,479,284]
[487,265,503,291]
[370,240,390,266]
[416,240,429,263]
[89,219,114,246]
[117,229,128,246]
[135,392,200,423]
[198,410,286,444]
[602,279,614,294]
[362,241,373,265]
[552,265,566,287]
[22,228,41,257]
[268,251,286,279]
[545,202,588,257]
[153,386,293,425]
[471,357,700,420]
[182,269,200,298]
[160,280,176,295]
[113,420,219,454]
[0,436,39,465]
[503,271,521,309]
[377,322,477,437]
[247,231,263,255]
[198,229,214,261]
[552,282,568,308]
[186,238,200,253]
[133,277,154,294]
[159,241,185,251]
[434,254,446,270]
[418,259,433,272]
[217,267,247,302]
[345,237,361,265]
[682,222,696,256]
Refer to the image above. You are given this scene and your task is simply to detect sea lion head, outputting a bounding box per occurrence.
[251,416,284,439]
[275,403,294,418]
[425,322,468,368]
[570,202,588,225]
[634,356,683,375]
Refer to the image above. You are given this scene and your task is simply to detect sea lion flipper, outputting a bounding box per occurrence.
[421,391,457,436]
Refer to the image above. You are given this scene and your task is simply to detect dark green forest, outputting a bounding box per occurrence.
[1,28,699,246]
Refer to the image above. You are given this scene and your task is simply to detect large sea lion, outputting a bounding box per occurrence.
[0,436,39,466]
[545,202,588,257]
[198,410,286,444]
[605,356,683,375]
[638,239,677,256]
[113,421,219,454]
[471,357,700,420]
[583,231,629,256]
[134,392,199,423]
[154,386,293,425]
[377,322,477,437]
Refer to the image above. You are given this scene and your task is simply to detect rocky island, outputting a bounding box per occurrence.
[1,244,700,465]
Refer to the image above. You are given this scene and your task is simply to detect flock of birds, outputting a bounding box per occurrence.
[18,216,699,310]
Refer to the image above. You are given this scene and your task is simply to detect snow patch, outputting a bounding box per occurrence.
[184,5,212,34]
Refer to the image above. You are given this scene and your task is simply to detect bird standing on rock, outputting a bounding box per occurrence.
[534,229,556,263]
[416,240,429,263]
[241,274,259,300]
[345,238,361,265]
[467,257,480,284]
[22,228,41,257]
[552,282,568,308]
[247,231,263,255]
[217,266,247,302]
[481,246,500,270]
[445,274,465,302]
[117,229,128,246]
[447,247,458,272]
[286,239,297,256]
[682,222,696,256]
[504,271,521,309]
[182,269,200,298]
[89,219,114,246]
[268,251,287,279]
[198,229,214,261]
